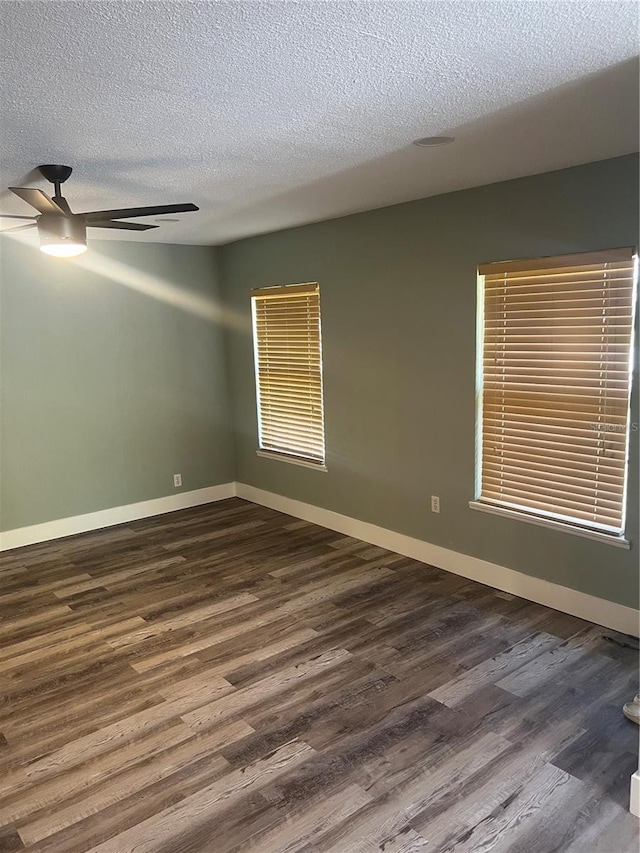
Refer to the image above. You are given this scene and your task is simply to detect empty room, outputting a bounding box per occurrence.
[0,1,638,851]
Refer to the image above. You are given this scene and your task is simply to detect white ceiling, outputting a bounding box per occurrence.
[0,1,638,246]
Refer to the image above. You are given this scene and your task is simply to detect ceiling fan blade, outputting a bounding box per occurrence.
[9,187,66,215]
[0,222,37,233]
[89,221,159,231]
[0,214,36,220]
[83,203,198,222]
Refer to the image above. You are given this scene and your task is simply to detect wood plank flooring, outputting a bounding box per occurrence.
[0,497,638,852]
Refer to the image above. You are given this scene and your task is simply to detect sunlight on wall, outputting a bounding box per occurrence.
[78,251,249,332]
[4,232,250,333]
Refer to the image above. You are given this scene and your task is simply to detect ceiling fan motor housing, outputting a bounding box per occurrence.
[38,213,86,250]
[38,165,73,185]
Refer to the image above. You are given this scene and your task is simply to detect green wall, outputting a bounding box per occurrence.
[1,157,637,608]
[221,155,640,608]
[0,239,234,530]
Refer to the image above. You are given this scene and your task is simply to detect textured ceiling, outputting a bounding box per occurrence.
[0,1,638,246]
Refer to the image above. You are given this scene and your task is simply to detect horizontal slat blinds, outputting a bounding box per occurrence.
[251,283,325,465]
[478,248,636,534]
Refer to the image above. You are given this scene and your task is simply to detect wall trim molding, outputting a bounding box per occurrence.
[0,483,236,551]
[235,483,640,637]
[630,771,640,818]
[2,480,637,636]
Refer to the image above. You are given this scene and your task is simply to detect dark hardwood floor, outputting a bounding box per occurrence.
[0,497,637,852]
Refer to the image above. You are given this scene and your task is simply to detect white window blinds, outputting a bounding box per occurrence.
[477,248,637,535]
[251,283,325,465]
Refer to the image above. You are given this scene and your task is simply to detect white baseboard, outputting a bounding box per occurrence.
[236,483,640,637]
[631,771,640,818]
[2,480,638,637]
[0,483,236,551]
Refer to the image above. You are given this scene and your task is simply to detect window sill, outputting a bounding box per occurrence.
[468,501,630,549]
[256,450,328,472]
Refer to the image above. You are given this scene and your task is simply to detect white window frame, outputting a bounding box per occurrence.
[470,249,637,548]
[251,282,327,470]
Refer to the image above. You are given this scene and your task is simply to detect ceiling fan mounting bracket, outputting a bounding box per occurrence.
[38,165,73,185]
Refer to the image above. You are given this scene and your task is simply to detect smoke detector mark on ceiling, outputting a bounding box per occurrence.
[413,136,455,147]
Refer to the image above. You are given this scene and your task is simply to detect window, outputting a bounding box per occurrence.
[251,282,326,467]
[473,248,637,541]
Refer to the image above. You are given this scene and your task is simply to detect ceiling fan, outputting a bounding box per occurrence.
[0,165,199,257]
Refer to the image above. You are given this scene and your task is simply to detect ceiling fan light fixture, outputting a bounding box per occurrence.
[37,213,87,258]
[40,242,87,258]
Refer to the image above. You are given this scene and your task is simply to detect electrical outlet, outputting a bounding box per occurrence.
[173,473,182,488]
[431,495,440,513]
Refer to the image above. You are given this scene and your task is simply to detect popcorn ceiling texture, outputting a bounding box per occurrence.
[0,0,637,245]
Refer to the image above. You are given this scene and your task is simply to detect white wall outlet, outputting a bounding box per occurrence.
[431,495,440,513]
[173,473,182,488]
